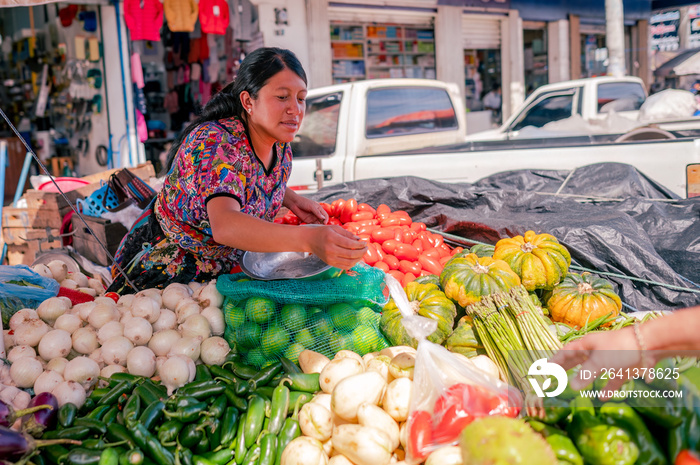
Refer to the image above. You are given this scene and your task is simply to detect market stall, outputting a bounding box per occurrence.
[0,164,699,464]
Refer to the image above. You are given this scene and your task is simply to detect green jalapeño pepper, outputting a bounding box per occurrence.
[122,393,141,425]
[157,420,184,446]
[98,448,120,465]
[599,402,668,465]
[268,384,290,435]
[248,362,282,390]
[58,403,79,428]
[179,422,204,449]
[275,417,301,465]
[259,432,278,465]
[527,419,583,465]
[195,364,213,382]
[219,407,239,448]
[128,421,175,465]
[139,401,165,432]
[244,394,266,449]
[207,394,228,418]
[163,401,208,423]
[567,410,639,465]
[281,373,320,393]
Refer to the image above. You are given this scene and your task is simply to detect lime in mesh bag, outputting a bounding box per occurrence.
[216,263,391,368]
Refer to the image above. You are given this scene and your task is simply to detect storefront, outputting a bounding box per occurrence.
[0,1,140,181]
[523,21,548,93]
[462,13,502,111]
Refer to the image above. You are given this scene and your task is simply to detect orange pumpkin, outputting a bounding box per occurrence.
[546,272,622,329]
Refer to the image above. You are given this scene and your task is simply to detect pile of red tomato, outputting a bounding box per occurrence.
[275,198,464,286]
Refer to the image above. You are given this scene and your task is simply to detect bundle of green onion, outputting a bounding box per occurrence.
[468,286,562,392]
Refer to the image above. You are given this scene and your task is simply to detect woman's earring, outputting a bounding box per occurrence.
[247,108,251,114]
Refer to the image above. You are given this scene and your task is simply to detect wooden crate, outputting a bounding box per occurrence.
[2,206,70,230]
[71,216,128,267]
[5,239,64,266]
[2,227,61,246]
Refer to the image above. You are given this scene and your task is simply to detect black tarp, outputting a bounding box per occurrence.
[308,163,700,312]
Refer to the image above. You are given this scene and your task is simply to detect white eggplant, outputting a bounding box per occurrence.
[425,446,463,465]
[319,357,364,394]
[280,436,328,465]
[332,424,392,465]
[357,403,400,451]
[299,350,330,374]
[331,371,386,422]
[382,378,412,422]
[299,402,333,442]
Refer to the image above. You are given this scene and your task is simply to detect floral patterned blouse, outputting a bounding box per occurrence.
[109,116,292,290]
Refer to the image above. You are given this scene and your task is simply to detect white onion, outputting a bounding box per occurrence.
[67,271,89,288]
[14,319,50,347]
[60,278,79,290]
[120,311,134,324]
[47,357,69,375]
[78,287,98,297]
[37,297,70,325]
[88,278,105,295]
[168,336,202,361]
[100,365,127,386]
[98,321,124,344]
[162,283,192,310]
[200,337,231,366]
[200,306,225,336]
[72,327,99,354]
[179,315,211,340]
[31,264,53,279]
[176,300,200,324]
[89,348,105,369]
[198,281,223,308]
[33,370,64,394]
[153,309,177,332]
[9,309,39,330]
[118,294,135,308]
[54,313,82,334]
[127,346,157,377]
[38,329,72,361]
[88,303,119,329]
[47,260,68,282]
[75,302,97,322]
[136,288,162,308]
[63,356,100,390]
[7,345,36,363]
[10,357,43,388]
[188,281,203,294]
[3,330,15,353]
[52,380,86,407]
[0,365,11,386]
[124,317,153,345]
[148,330,181,357]
[131,296,160,324]
[101,336,133,366]
[159,356,191,395]
[58,296,73,308]
[0,386,23,407]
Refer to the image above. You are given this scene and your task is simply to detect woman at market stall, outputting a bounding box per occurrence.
[553,304,700,393]
[108,47,367,294]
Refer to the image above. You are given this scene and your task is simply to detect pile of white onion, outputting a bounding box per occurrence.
[2,272,230,406]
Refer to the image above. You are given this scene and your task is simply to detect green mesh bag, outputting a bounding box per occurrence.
[217,263,391,368]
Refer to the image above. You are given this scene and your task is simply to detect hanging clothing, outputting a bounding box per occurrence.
[198,0,230,35]
[107,117,292,293]
[124,0,164,42]
[164,0,199,33]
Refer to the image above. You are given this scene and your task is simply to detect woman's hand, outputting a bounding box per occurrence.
[304,225,367,270]
[284,190,328,225]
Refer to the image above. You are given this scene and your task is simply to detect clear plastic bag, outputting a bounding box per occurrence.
[384,275,523,464]
[0,265,60,327]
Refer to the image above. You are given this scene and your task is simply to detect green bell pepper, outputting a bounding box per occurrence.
[527,419,583,465]
[567,410,639,465]
[600,402,668,465]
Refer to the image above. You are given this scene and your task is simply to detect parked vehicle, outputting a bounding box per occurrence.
[464,76,700,142]
[288,78,700,198]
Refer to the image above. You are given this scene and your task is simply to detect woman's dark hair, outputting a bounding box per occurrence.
[162,47,307,173]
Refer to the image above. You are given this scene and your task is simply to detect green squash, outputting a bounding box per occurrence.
[444,316,483,357]
[380,282,457,348]
[439,253,521,308]
[468,243,495,258]
[414,274,441,287]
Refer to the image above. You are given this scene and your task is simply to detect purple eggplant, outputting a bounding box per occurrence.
[0,397,53,430]
[0,425,79,460]
[20,393,58,436]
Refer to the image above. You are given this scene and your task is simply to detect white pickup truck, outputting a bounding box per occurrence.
[466,76,700,142]
[288,78,700,198]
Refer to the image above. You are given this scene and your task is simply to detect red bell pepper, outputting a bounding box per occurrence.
[676,450,700,465]
[408,410,432,462]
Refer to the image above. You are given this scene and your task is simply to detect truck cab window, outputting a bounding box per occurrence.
[291,92,342,158]
[597,82,646,113]
[511,94,574,131]
[365,87,458,138]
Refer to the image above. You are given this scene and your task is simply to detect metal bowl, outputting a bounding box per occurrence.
[239,251,343,281]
